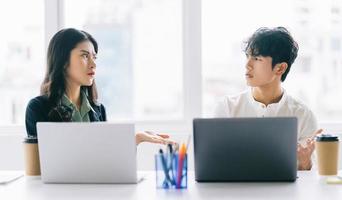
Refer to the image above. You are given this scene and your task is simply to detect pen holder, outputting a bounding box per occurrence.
[155,153,187,189]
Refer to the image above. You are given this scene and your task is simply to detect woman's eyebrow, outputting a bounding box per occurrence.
[80,49,97,56]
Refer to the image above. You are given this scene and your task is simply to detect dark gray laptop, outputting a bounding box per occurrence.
[193,117,298,182]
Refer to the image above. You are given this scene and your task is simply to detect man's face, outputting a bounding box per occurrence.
[244,53,280,87]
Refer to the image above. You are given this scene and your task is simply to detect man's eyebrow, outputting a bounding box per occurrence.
[80,49,90,54]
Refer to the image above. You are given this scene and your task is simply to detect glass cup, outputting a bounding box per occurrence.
[155,153,187,189]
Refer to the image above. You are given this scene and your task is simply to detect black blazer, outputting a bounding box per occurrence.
[25,95,107,137]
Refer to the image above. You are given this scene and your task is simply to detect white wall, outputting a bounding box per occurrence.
[0,132,25,170]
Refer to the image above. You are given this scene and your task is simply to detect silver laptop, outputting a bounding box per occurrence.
[193,117,298,182]
[37,122,137,184]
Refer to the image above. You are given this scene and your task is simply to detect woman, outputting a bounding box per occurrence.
[25,28,174,145]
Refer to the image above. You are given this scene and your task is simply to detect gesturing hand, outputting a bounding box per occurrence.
[297,129,323,170]
[136,131,177,145]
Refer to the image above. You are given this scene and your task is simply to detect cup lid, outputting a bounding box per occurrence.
[24,136,38,143]
[315,134,339,142]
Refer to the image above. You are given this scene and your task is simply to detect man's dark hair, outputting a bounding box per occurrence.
[244,27,299,82]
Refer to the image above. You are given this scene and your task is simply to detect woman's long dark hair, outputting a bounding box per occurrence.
[41,28,99,121]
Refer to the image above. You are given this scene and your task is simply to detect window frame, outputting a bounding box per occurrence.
[44,0,201,133]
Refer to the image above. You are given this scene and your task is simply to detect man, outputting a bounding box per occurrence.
[214,27,322,170]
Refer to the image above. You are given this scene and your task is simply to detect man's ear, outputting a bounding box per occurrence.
[274,62,288,75]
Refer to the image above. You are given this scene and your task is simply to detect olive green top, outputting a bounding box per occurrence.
[61,91,94,122]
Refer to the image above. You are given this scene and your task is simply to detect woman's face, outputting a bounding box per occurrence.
[66,40,97,87]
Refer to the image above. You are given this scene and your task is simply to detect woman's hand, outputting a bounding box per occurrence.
[135,131,176,145]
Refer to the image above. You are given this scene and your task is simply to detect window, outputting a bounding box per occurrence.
[0,0,44,125]
[1,0,342,129]
[64,0,183,120]
[202,0,342,121]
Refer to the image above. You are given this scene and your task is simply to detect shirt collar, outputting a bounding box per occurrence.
[62,91,95,117]
[61,94,74,109]
[247,87,287,110]
[80,91,93,117]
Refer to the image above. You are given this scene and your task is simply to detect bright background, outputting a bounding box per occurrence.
[1,0,342,170]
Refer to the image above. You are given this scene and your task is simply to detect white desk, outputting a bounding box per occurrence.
[1,171,341,200]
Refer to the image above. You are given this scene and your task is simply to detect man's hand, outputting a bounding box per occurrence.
[297,129,323,170]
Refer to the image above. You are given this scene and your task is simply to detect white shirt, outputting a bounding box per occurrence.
[214,89,318,144]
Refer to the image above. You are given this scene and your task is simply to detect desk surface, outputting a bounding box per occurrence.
[1,171,341,200]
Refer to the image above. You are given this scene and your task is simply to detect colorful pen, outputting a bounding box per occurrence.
[176,143,186,188]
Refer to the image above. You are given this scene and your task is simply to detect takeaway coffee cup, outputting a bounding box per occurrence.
[315,134,339,175]
[23,137,41,176]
